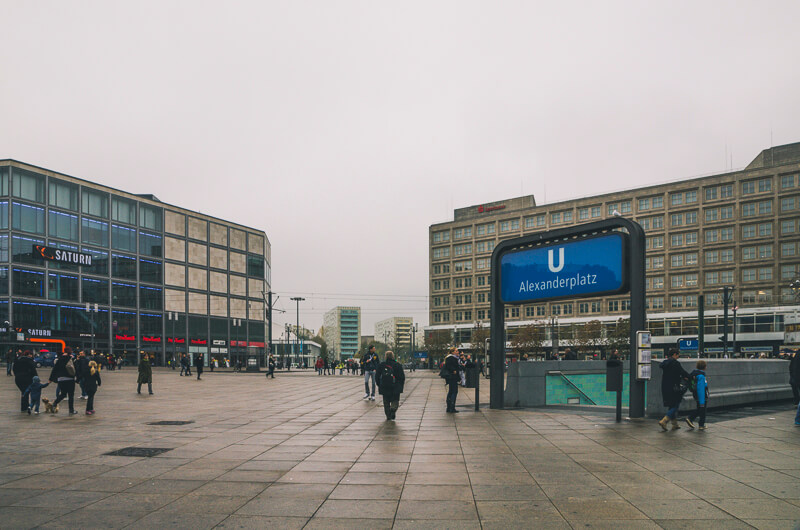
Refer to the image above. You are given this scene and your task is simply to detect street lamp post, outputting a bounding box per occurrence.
[290,297,305,369]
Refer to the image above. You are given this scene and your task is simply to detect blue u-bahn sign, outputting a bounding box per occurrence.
[499,232,628,304]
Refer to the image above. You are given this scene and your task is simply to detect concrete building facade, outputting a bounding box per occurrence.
[427,142,800,355]
[323,306,361,358]
[0,160,271,366]
[374,316,413,350]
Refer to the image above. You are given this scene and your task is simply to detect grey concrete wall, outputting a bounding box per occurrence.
[504,359,793,414]
[646,359,792,417]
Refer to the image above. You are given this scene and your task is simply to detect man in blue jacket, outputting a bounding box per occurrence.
[685,360,709,430]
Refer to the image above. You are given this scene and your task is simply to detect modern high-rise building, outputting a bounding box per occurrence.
[374,316,413,349]
[0,160,271,366]
[427,142,800,356]
[323,306,361,358]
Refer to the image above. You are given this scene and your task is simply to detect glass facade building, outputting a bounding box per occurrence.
[0,160,271,366]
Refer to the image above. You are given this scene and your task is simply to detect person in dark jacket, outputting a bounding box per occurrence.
[444,348,461,413]
[658,348,690,431]
[138,354,153,394]
[195,353,204,380]
[377,351,405,420]
[75,350,90,400]
[23,375,49,414]
[83,360,102,415]
[788,352,799,405]
[13,351,37,412]
[6,349,15,376]
[50,348,78,415]
[685,360,709,430]
[363,346,378,400]
[267,355,276,379]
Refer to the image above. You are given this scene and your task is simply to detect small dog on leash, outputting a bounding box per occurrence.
[41,397,58,414]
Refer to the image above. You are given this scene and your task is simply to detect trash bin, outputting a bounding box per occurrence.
[246,355,260,372]
[464,365,478,388]
[606,359,623,392]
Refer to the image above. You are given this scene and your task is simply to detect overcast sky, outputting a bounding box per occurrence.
[2,1,800,339]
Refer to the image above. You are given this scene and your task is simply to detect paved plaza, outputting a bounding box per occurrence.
[1,368,799,529]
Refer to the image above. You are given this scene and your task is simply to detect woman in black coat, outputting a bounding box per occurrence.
[659,348,690,431]
[50,349,78,415]
[13,350,37,412]
[377,351,405,421]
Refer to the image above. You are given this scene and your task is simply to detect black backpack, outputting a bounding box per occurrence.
[380,364,395,387]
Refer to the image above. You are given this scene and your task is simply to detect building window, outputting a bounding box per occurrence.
[705,187,718,201]
[139,232,163,257]
[82,189,108,218]
[781,242,796,257]
[758,267,773,281]
[140,258,162,284]
[111,282,137,307]
[549,213,561,225]
[81,218,109,247]
[48,273,79,301]
[49,179,78,211]
[12,202,45,234]
[742,269,757,282]
[781,175,796,189]
[742,181,755,195]
[13,268,45,297]
[49,210,79,241]
[112,196,137,225]
[563,211,573,223]
[81,247,109,275]
[140,285,163,311]
[12,169,45,203]
[671,254,684,267]
[759,178,772,192]
[721,270,734,283]
[670,193,683,206]
[685,190,697,203]
[652,276,664,289]
[781,220,797,234]
[758,223,772,237]
[139,204,162,232]
[781,197,797,212]
[578,208,589,220]
[82,277,108,305]
[671,213,683,227]
[112,254,137,280]
[432,230,450,242]
[705,271,719,285]
[111,224,137,252]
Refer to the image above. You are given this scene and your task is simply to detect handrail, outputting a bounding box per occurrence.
[549,370,597,405]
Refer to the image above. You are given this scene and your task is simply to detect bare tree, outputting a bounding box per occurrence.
[511,322,546,359]
[575,320,603,357]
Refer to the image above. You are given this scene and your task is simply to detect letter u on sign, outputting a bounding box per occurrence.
[548,248,565,273]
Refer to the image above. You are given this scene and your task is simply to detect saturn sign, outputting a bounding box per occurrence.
[34,245,93,267]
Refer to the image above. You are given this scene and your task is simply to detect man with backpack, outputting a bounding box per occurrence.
[685,360,709,430]
[377,351,405,420]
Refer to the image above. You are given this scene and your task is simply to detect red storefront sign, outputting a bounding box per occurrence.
[167,338,186,344]
[114,334,135,341]
[248,341,265,348]
[142,336,161,343]
[190,339,207,345]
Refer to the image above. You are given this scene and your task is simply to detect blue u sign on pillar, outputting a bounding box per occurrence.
[500,232,629,304]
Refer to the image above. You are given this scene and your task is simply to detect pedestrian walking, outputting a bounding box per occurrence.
[75,350,90,399]
[138,354,154,395]
[685,360,709,430]
[316,357,324,375]
[658,348,690,431]
[6,348,14,376]
[12,350,37,412]
[788,351,799,405]
[363,346,378,400]
[443,348,461,413]
[377,351,405,420]
[50,349,78,415]
[267,354,276,378]
[23,376,49,414]
[83,360,102,415]
[195,353,204,380]
[179,353,187,376]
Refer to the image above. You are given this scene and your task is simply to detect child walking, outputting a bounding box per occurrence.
[84,360,102,415]
[23,376,50,414]
[685,360,709,430]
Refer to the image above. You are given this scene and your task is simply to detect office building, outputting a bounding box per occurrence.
[0,160,271,365]
[427,142,800,355]
[323,306,361,358]
[374,316,413,349]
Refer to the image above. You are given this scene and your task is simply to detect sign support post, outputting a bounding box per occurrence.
[490,218,646,417]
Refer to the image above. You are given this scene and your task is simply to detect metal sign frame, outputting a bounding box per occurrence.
[489,218,647,417]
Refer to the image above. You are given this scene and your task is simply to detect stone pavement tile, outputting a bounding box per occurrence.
[540,483,624,500]
[593,471,670,486]
[157,464,229,481]
[0,507,61,529]
[471,484,548,501]
[609,482,697,500]
[745,520,800,530]
[712,468,793,483]
[126,478,206,494]
[630,499,735,520]
[532,471,604,485]
[401,484,474,501]
[191,481,270,497]
[315,499,398,518]
[66,476,143,493]
[554,499,648,521]
[329,484,403,500]
[476,500,566,524]
[404,472,470,485]
[0,488,42,506]
[235,496,324,517]
[357,453,412,463]
[747,481,800,499]
[468,472,534,486]
[214,515,308,529]
[128,510,227,529]
[91,492,181,512]
[217,469,285,482]
[655,520,753,530]
[0,473,83,490]
[262,482,337,499]
[396,500,478,520]
[391,519,482,530]
[350,462,409,473]
[277,470,345,484]
[13,488,110,508]
[37,509,147,529]
[235,459,299,472]
[708,498,800,520]
[680,481,772,499]
[158,494,252,513]
[0,473,27,486]
[289,460,351,472]
[410,453,464,463]
[567,520,662,529]
[341,472,405,486]
[312,515,398,529]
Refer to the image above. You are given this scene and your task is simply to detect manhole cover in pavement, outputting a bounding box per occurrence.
[146,420,195,426]
[104,447,173,457]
